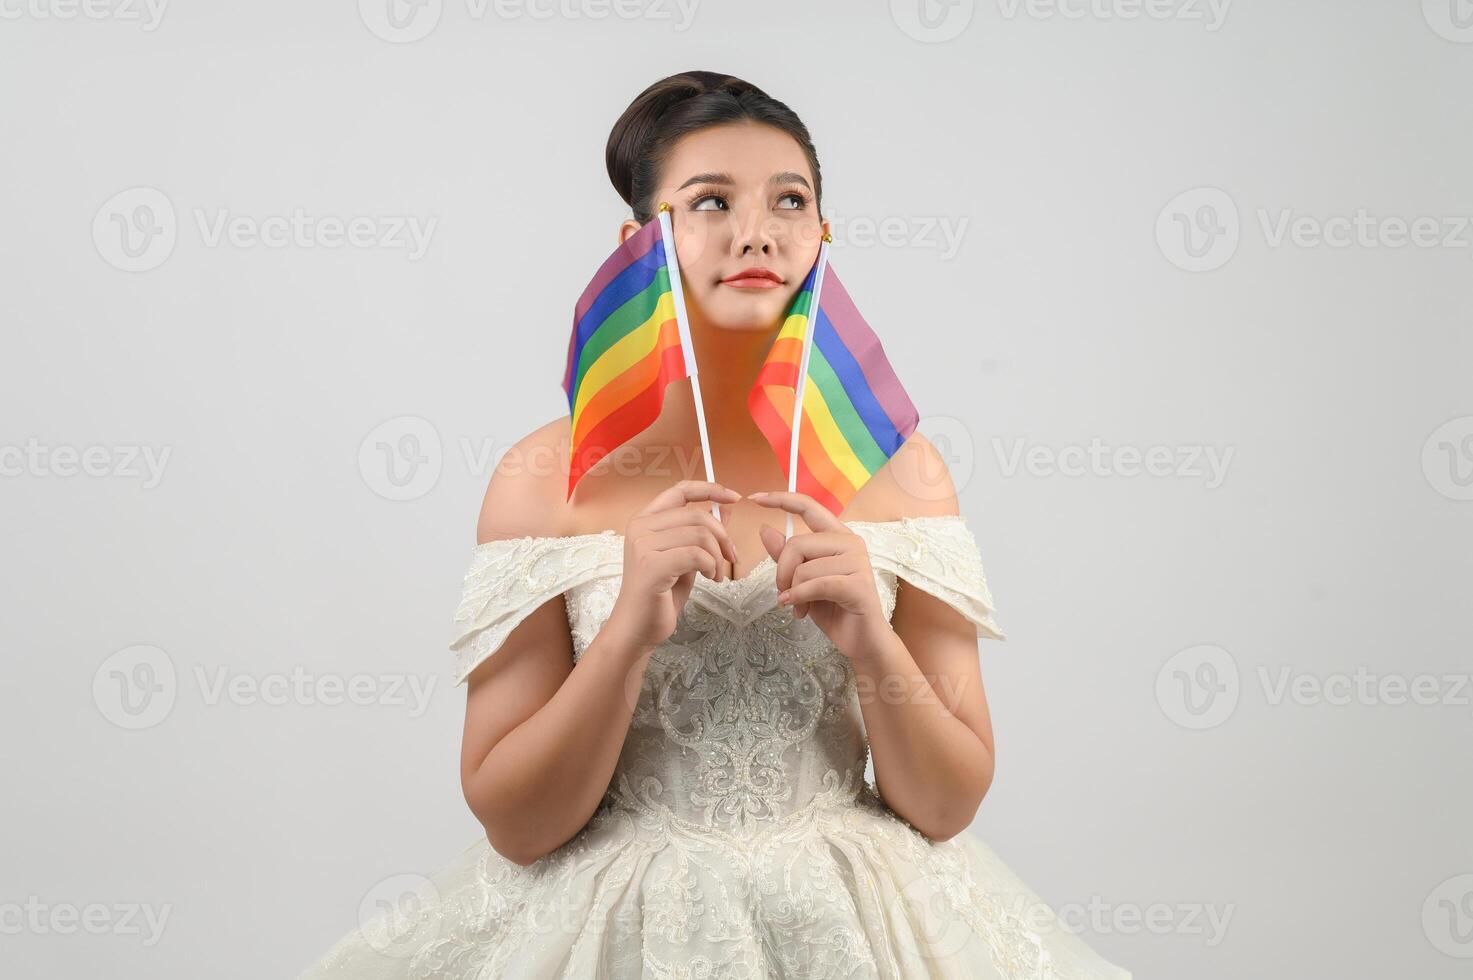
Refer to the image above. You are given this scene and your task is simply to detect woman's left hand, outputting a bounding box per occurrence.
[750,491,891,662]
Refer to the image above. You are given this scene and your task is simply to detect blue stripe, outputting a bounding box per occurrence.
[813,304,905,458]
[568,244,668,386]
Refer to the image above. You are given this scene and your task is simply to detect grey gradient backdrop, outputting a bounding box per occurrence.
[2,1,1470,977]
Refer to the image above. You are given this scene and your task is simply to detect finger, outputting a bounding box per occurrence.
[787,554,856,619]
[648,545,718,590]
[771,531,853,597]
[780,575,857,614]
[635,480,742,518]
[650,524,728,581]
[639,507,738,567]
[744,490,846,534]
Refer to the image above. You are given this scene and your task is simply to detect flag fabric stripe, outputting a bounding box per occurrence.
[811,311,904,460]
[563,219,663,395]
[812,270,916,433]
[745,250,919,516]
[563,213,691,501]
[567,258,668,404]
[572,312,681,446]
[747,385,850,515]
[570,290,678,431]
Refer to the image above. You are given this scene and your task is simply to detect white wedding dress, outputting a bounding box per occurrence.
[300,515,1131,979]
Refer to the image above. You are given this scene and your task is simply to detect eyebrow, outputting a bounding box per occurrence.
[675,171,812,192]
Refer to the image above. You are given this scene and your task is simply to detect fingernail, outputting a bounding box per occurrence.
[778,590,790,603]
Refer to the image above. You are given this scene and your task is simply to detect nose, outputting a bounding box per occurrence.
[731,204,776,257]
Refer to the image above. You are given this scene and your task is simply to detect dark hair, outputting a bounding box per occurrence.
[606,70,823,226]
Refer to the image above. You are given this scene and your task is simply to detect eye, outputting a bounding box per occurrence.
[690,191,728,211]
[776,191,809,210]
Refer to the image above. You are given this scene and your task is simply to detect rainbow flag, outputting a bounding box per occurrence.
[562,208,697,500]
[746,246,919,516]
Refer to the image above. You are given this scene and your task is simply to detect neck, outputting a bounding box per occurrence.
[651,313,779,467]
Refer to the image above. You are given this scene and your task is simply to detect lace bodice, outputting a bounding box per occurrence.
[300,519,1134,978]
[447,516,1006,838]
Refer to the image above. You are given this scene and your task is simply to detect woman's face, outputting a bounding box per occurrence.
[620,121,830,334]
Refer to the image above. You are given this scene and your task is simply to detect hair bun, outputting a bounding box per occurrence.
[604,70,817,226]
[606,71,769,211]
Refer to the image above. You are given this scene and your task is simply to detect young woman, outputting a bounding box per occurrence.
[300,70,1131,979]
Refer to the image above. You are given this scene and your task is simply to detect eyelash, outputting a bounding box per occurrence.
[688,189,811,212]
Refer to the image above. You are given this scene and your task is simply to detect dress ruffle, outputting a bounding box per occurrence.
[301,783,1127,980]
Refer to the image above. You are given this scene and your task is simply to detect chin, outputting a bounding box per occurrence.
[701,294,789,332]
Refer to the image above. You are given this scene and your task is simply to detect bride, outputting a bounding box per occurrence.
[299,70,1131,979]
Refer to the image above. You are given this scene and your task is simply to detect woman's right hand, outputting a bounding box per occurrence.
[605,480,743,654]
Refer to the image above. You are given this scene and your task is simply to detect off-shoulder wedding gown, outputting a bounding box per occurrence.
[299,515,1131,979]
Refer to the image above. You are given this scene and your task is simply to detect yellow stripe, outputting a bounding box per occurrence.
[798,375,871,489]
[571,292,677,425]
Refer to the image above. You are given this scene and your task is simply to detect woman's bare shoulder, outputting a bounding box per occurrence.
[474,416,573,545]
[850,431,962,522]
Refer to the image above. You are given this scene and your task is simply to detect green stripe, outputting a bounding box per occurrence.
[786,286,815,323]
[570,266,672,402]
[808,345,888,473]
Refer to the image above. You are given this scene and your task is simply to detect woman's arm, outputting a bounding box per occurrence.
[850,588,995,842]
[852,437,996,841]
[458,436,656,867]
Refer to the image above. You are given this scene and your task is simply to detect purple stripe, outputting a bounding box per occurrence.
[563,218,663,393]
[816,264,917,434]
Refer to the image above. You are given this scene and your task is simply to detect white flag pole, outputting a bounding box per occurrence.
[657,203,719,520]
[783,233,832,539]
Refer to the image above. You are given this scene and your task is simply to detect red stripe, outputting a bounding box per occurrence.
[747,388,850,516]
[567,342,688,500]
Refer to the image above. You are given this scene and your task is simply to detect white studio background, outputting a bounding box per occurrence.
[2,2,1470,977]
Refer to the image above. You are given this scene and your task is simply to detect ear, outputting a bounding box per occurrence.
[820,215,832,243]
[618,218,643,245]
